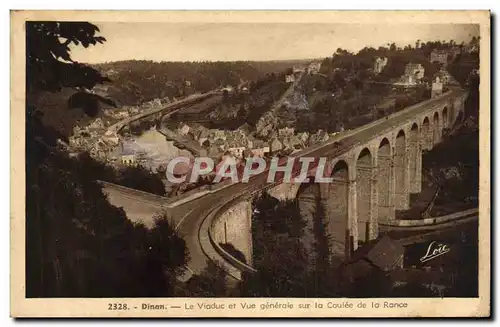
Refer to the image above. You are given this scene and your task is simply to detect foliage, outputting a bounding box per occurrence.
[25,21,187,297]
[26,22,109,93]
[448,52,480,86]
[239,193,308,296]
[180,260,229,297]
[67,91,117,118]
[422,82,479,208]
[26,112,188,296]
[26,22,113,119]
[71,152,166,196]
[116,165,166,196]
[239,192,343,297]
[309,192,338,296]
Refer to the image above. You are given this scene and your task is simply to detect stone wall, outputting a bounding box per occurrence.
[210,200,253,266]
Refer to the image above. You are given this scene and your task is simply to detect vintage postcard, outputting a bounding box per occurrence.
[11,10,490,317]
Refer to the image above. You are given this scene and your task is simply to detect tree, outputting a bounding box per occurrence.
[25,21,188,297]
[26,22,112,117]
[239,190,346,297]
[68,91,117,118]
[309,192,338,295]
[239,193,311,297]
[26,22,108,92]
[183,260,228,297]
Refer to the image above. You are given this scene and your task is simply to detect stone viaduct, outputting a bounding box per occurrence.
[101,87,469,279]
[207,88,468,276]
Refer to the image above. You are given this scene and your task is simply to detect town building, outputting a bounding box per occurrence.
[178,123,191,136]
[258,124,274,138]
[151,98,162,108]
[121,153,136,166]
[285,74,295,83]
[270,138,284,152]
[282,135,303,151]
[373,56,388,74]
[68,135,81,147]
[404,63,425,81]
[307,130,329,146]
[72,125,82,135]
[251,146,270,158]
[89,139,109,159]
[340,236,404,289]
[227,146,246,159]
[128,107,140,114]
[307,62,322,75]
[394,63,426,87]
[298,132,310,144]
[213,130,227,142]
[225,131,249,158]
[189,125,210,141]
[199,137,209,147]
[113,110,130,119]
[215,155,238,176]
[430,50,449,66]
[102,130,120,146]
[207,145,221,159]
[431,76,444,98]
[212,138,227,152]
[250,139,270,158]
[395,74,417,87]
[278,127,295,137]
[238,123,253,136]
[171,160,191,178]
[433,68,458,86]
[88,118,104,130]
[161,97,172,105]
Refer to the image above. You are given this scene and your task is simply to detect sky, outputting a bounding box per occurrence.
[70,23,480,63]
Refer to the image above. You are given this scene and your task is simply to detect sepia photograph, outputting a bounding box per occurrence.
[10,10,490,317]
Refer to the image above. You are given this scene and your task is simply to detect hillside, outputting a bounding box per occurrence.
[30,60,309,136]
[168,72,289,131]
[93,60,309,106]
[291,39,479,133]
